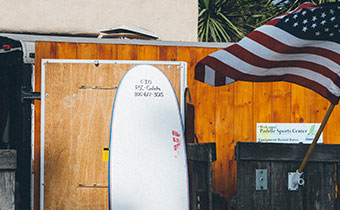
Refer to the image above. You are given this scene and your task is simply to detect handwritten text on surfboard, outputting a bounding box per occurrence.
[172,130,181,159]
[134,79,164,97]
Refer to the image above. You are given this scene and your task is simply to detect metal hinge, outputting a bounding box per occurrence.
[256,169,268,190]
[21,86,41,103]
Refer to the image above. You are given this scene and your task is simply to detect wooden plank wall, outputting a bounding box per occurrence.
[0,150,16,210]
[42,62,182,210]
[234,143,340,210]
[34,41,340,210]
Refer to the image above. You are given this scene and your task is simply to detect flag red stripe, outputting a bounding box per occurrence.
[194,3,340,104]
[265,19,281,26]
[248,31,340,65]
[195,62,206,83]
[225,44,340,87]
[199,56,339,104]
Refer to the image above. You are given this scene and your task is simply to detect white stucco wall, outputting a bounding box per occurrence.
[1,0,198,41]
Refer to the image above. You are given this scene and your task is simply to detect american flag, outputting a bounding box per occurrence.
[195,2,340,104]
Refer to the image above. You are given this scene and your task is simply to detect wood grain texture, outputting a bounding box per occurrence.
[44,63,74,210]
[42,63,183,209]
[158,46,177,61]
[254,83,272,123]
[215,84,235,205]
[0,171,15,210]
[187,143,216,210]
[35,42,57,91]
[98,44,117,60]
[177,48,196,142]
[236,142,340,162]
[0,150,16,169]
[310,91,329,141]
[34,42,56,210]
[235,160,272,210]
[34,42,340,210]
[291,84,310,123]
[253,83,273,143]
[177,47,198,107]
[138,45,158,60]
[326,104,340,144]
[117,44,138,60]
[234,81,254,142]
[77,43,98,59]
[195,48,218,144]
[272,82,291,122]
[56,42,77,59]
[337,163,340,209]
[234,142,338,210]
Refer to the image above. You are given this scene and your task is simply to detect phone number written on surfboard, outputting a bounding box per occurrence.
[134,79,164,97]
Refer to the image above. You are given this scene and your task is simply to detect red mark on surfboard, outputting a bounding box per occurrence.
[172,130,181,158]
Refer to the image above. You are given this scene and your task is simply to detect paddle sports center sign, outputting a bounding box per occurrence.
[256,123,323,144]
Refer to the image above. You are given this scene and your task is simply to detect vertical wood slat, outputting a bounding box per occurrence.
[310,91,329,141]
[0,153,16,210]
[44,42,76,209]
[44,63,73,210]
[77,43,98,59]
[177,47,197,107]
[272,82,291,122]
[291,84,310,123]
[232,80,254,209]
[234,81,254,142]
[0,171,15,210]
[117,44,138,60]
[253,83,273,141]
[326,105,340,144]
[70,63,114,209]
[253,83,272,123]
[235,161,272,209]
[270,161,304,209]
[177,47,199,210]
[195,48,218,144]
[337,163,340,209]
[98,44,117,60]
[0,150,16,210]
[34,42,56,210]
[215,84,236,207]
[56,42,77,59]
[138,45,158,60]
[159,46,177,61]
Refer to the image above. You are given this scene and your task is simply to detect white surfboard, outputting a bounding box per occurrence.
[109,64,189,210]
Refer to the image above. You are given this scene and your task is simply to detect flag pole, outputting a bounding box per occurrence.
[297,103,335,173]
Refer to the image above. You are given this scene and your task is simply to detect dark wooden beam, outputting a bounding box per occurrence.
[235,142,340,162]
[0,150,16,170]
[187,143,217,162]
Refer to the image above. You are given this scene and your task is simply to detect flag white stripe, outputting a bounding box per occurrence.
[256,25,340,53]
[210,50,340,96]
[204,66,216,86]
[225,76,235,85]
[238,37,340,75]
